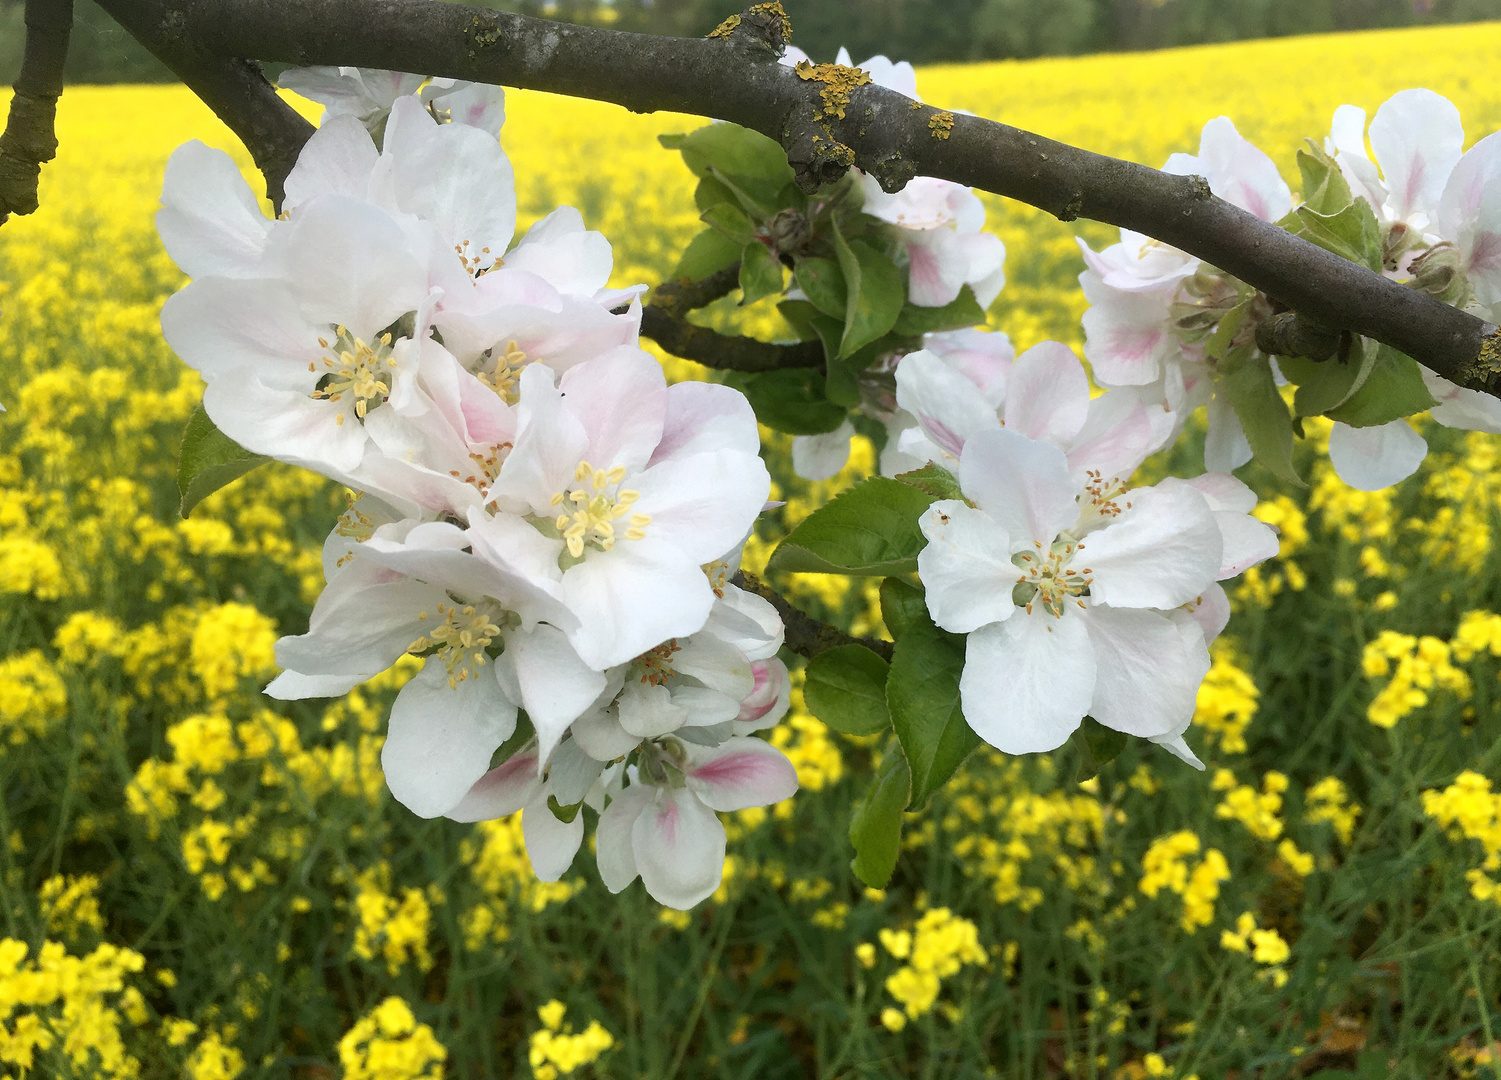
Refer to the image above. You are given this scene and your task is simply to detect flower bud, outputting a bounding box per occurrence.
[1409,242,1473,307]
[766,209,812,257]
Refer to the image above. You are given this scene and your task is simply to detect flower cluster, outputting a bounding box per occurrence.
[157,70,798,909]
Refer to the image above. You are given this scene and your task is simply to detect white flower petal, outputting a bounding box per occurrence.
[558,541,716,670]
[957,427,1078,549]
[896,349,1002,461]
[1369,88,1463,224]
[1084,606,1209,739]
[156,141,270,279]
[960,610,1095,754]
[1004,340,1090,446]
[521,791,584,882]
[655,380,764,464]
[1203,394,1253,473]
[503,623,606,765]
[1327,419,1426,492]
[505,205,615,297]
[791,423,854,481]
[917,500,1017,633]
[595,784,652,893]
[282,114,378,212]
[632,787,727,909]
[557,347,668,473]
[1081,483,1222,609]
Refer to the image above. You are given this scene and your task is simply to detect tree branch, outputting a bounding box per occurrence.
[733,571,893,662]
[650,263,742,316]
[91,0,1501,395]
[97,0,313,210]
[0,0,73,226]
[640,306,824,372]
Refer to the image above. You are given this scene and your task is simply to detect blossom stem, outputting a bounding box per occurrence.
[732,571,893,662]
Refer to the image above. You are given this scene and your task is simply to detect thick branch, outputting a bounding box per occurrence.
[0,0,73,225]
[92,0,1501,395]
[98,0,312,210]
[640,306,823,372]
[733,571,893,662]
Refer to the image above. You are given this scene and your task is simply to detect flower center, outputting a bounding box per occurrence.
[476,340,527,405]
[309,325,398,425]
[1070,470,1132,536]
[454,239,496,278]
[408,600,514,689]
[333,494,377,568]
[549,461,652,559]
[448,442,512,496]
[636,640,681,687]
[1012,540,1093,618]
[703,560,731,599]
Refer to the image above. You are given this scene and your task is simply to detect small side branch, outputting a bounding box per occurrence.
[733,571,894,662]
[1255,310,1344,363]
[650,264,742,317]
[640,306,824,372]
[0,0,73,225]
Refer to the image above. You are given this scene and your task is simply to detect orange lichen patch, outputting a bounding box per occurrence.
[929,111,955,140]
[707,13,740,39]
[794,61,872,121]
[810,134,855,166]
[749,1,792,39]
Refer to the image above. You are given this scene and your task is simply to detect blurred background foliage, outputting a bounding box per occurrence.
[3,0,1501,85]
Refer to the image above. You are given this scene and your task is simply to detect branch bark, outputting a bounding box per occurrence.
[0,0,73,226]
[733,571,893,662]
[90,0,1501,395]
[640,306,824,372]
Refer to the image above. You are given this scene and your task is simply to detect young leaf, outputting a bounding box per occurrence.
[672,228,742,281]
[848,751,910,888]
[793,256,847,319]
[738,369,849,435]
[178,403,269,518]
[766,476,936,576]
[1221,352,1303,487]
[886,611,979,808]
[1281,200,1383,272]
[878,577,928,642]
[1325,343,1438,428]
[660,123,796,185]
[894,464,964,501]
[1073,716,1127,782]
[831,222,905,359]
[891,287,986,337]
[777,299,820,341]
[694,174,739,213]
[1281,335,1378,417]
[709,166,777,221]
[1296,143,1355,217]
[739,240,784,306]
[803,645,892,736]
[547,794,584,823]
[701,203,756,246]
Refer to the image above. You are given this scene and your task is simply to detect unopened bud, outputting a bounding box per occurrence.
[1409,242,1472,307]
[767,209,811,256]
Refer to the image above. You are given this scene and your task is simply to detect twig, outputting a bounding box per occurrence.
[733,570,893,662]
[640,306,823,372]
[90,0,1501,394]
[0,0,73,226]
[650,263,743,316]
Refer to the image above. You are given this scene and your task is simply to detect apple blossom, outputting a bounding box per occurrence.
[278,66,506,139]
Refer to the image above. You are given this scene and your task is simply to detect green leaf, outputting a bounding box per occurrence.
[1281,199,1383,272]
[891,287,987,337]
[547,794,583,823]
[1325,343,1438,427]
[894,464,964,502]
[672,228,742,281]
[178,403,269,518]
[777,299,820,341]
[878,578,928,642]
[887,610,978,808]
[804,645,892,736]
[694,175,738,213]
[659,123,796,186]
[739,241,784,306]
[701,203,756,246]
[830,221,905,359]
[739,369,848,435]
[1296,143,1355,217]
[709,166,778,221]
[767,476,936,576]
[1281,335,1378,417]
[1073,716,1127,782]
[804,313,862,408]
[793,256,847,319]
[1221,351,1303,487]
[848,751,910,888]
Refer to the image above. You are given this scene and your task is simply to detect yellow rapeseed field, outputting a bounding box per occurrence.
[4,20,1501,1080]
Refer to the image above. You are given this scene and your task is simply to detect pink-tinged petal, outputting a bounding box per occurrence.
[629,450,772,564]
[791,423,854,481]
[263,669,370,700]
[655,380,763,464]
[1075,234,1197,294]
[1369,89,1463,224]
[1085,606,1209,739]
[445,750,541,822]
[917,500,1017,633]
[961,609,1095,754]
[1327,104,1388,211]
[156,141,270,279]
[1203,395,1252,473]
[1081,483,1222,609]
[596,785,652,892]
[895,349,1002,461]
[904,226,969,307]
[958,427,1078,549]
[1004,341,1090,446]
[382,662,518,818]
[558,540,716,670]
[1188,582,1231,646]
[503,623,607,766]
[1327,420,1426,492]
[505,206,615,297]
[686,737,798,811]
[282,114,378,211]
[557,347,668,472]
[734,658,792,731]
[924,328,1013,408]
[424,80,507,136]
[953,230,1007,308]
[632,787,727,909]
[1065,389,1164,480]
[1425,369,1501,434]
[521,790,584,881]
[1079,271,1177,387]
[1183,116,1291,222]
[488,363,590,516]
[859,173,965,230]
[1438,131,1501,306]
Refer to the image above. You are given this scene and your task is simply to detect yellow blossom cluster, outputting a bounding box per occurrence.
[0,649,67,744]
[1191,642,1260,753]
[1422,771,1501,903]
[528,1001,615,1079]
[350,868,436,976]
[1304,777,1360,844]
[1139,832,1229,933]
[1212,769,1287,841]
[0,938,146,1076]
[873,907,988,1029]
[1235,496,1308,607]
[339,997,448,1080]
[188,601,279,699]
[38,873,106,939]
[1361,630,1471,728]
[1220,912,1291,987]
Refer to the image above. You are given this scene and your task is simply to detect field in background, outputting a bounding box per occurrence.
[5,22,1501,1079]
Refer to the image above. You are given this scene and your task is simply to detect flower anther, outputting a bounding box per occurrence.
[308,324,399,426]
[637,640,681,687]
[550,461,651,559]
[477,340,528,404]
[1012,541,1092,617]
[407,600,513,689]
